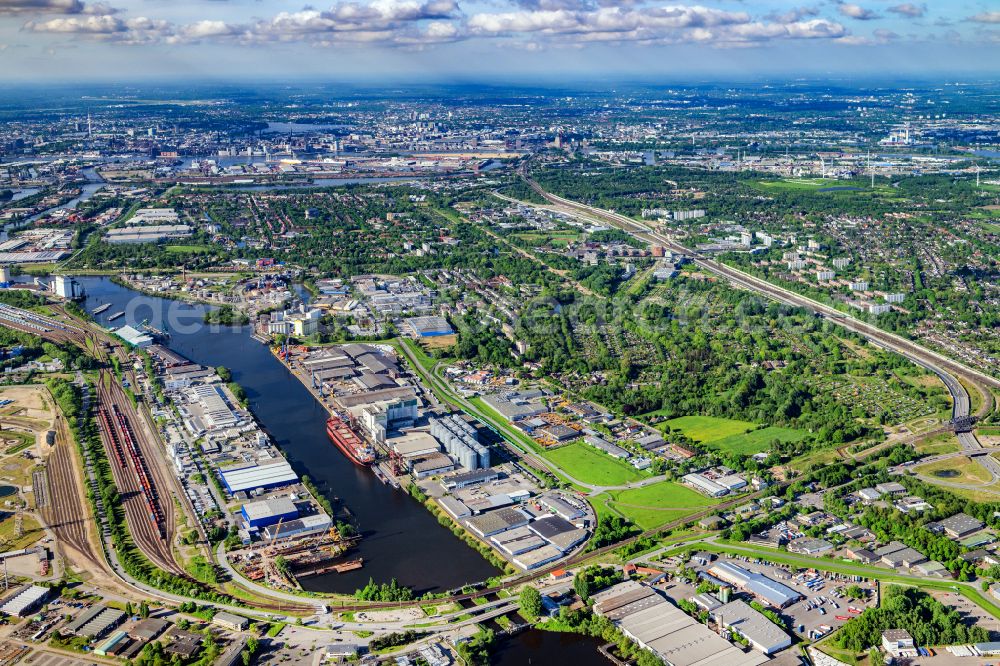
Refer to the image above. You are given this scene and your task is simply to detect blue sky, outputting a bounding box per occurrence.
[0,0,997,81]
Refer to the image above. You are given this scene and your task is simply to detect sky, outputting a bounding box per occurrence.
[0,0,997,81]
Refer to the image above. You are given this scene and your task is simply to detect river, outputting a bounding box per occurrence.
[75,275,499,596]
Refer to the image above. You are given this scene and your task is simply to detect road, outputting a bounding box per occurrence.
[514,177,997,466]
[401,338,676,494]
[677,536,1000,620]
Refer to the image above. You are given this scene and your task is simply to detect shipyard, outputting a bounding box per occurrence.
[276,339,596,573]
[144,342,357,591]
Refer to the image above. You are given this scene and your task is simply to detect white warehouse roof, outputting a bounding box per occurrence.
[221,460,298,493]
[0,585,49,617]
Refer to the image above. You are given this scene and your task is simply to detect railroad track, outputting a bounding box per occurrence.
[522,174,1000,396]
[95,369,183,576]
[40,419,102,568]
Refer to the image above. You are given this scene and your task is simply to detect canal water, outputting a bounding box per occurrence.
[493,629,607,666]
[75,276,499,595]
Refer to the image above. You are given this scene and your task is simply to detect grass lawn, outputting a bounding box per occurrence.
[602,481,717,530]
[165,245,212,254]
[915,455,992,485]
[914,433,960,456]
[660,415,757,443]
[707,426,806,455]
[787,447,842,473]
[753,178,840,191]
[0,513,43,551]
[542,440,644,486]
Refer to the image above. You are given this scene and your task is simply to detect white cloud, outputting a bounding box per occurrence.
[465,5,847,46]
[467,5,752,38]
[967,12,1000,24]
[837,3,880,21]
[23,14,173,42]
[0,0,83,14]
[887,3,925,19]
[765,6,820,24]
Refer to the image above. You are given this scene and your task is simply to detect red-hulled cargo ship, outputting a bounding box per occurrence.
[326,416,375,465]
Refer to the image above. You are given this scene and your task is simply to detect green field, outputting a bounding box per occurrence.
[165,245,212,254]
[512,231,581,247]
[708,426,807,455]
[659,415,757,443]
[755,178,840,191]
[599,481,717,529]
[542,440,645,486]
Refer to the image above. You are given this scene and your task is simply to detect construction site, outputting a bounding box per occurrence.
[0,384,59,584]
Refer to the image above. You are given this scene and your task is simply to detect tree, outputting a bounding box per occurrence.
[519,586,543,621]
[139,600,150,619]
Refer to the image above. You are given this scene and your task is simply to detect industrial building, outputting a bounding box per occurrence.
[410,452,455,478]
[443,469,500,490]
[391,433,441,459]
[262,513,332,541]
[528,515,588,552]
[402,315,454,337]
[711,600,792,655]
[220,460,299,494]
[683,473,729,498]
[359,396,418,444]
[939,513,984,539]
[190,384,239,430]
[491,526,546,556]
[0,585,50,617]
[585,435,630,459]
[130,208,181,224]
[95,630,130,657]
[285,308,322,337]
[212,612,250,632]
[112,324,154,348]
[539,494,585,521]
[65,605,126,638]
[592,582,767,666]
[240,497,299,529]
[467,507,529,538]
[52,275,80,299]
[708,561,802,608]
[512,544,563,570]
[431,414,489,470]
[479,390,547,422]
[105,224,192,244]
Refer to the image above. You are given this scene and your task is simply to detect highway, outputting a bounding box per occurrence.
[515,177,997,455]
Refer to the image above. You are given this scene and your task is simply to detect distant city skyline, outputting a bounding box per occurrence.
[0,0,997,81]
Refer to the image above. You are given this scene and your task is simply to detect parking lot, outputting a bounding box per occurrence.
[930,590,1000,636]
[688,555,878,642]
[21,651,95,666]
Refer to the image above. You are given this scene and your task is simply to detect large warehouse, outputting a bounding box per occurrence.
[712,600,792,655]
[241,498,299,529]
[592,581,768,666]
[262,514,332,541]
[221,461,299,494]
[708,561,802,608]
[403,315,454,337]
